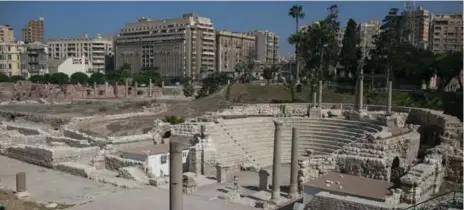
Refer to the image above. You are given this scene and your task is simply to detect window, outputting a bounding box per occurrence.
[160,154,167,164]
[7,55,11,60]
[8,64,11,69]
[182,151,187,158]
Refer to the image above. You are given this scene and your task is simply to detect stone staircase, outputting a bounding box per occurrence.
[208,123,252,168]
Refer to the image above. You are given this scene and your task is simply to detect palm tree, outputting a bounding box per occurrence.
[288,4,305,85]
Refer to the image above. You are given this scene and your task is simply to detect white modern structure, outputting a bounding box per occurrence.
[47,56,92,77]
[48,34,113,71]
[120,144,189,177]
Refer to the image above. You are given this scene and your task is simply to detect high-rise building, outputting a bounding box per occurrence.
[429,13,463,53]
[22,17,45,44]
[48,34,113,71]
[401,7,431,49]
[0,25,15,42]
[357,20,380,58]
[245,30,279,64]
[20,42,49,77]
[215,30,255,72]
[0,41,25,76]
[115,13,216,78]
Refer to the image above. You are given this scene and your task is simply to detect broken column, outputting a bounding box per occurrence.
[386,80,392,115]
[93,82,97,97]
[134,82,138,96]
[16,172,26,193]
[355,76,364,112]
[259,169,271,191]
[289,127,299,199]
[149,79,153,97]
[317,80,322,107]
[170,140,184,210]
[312,91,317,107]
[200,124,206,139]
[271,120,283,203]
[104,82,109,97]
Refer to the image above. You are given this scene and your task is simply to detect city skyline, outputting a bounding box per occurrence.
[1,1,462,55]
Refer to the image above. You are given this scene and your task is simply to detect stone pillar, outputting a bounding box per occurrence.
[356,77,364,112]
[93,82,97,97]
[312,91,317,107]
[149,79,153,97]
[125,79,129,97]
[16,172,26,192]
[104,82,109,97]
[215,163,229,183]
[200,125,206,139]
[170,140,184,210]
[317,80,322,107]
[289,127,299,199]
[386,80,392,115]
[271,120,283,203]
[134,82,138,96]
[259,169,271,191]
[161,80,165,88]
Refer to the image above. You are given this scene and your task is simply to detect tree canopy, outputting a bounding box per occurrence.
[70,72,90,84]
[50,72,70,85]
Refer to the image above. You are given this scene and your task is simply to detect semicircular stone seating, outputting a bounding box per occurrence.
[210,117,383,170]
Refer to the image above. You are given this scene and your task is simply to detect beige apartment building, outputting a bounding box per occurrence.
[0,25,15,42]
[22,17,45,44]
[245,30,279,64]
[20,42,49,77]
[0,41,25,76]
[429,13,463,53]
[48,34,113,71]
[402,7,431,49]
[115,13,215,78]
[357,20,380,58]
[216,30,255,72]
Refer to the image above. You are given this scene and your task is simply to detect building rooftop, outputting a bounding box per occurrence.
[304,172,393,201]
[120,143,190,156]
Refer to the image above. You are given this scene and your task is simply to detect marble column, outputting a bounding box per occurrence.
[170,140,184,210]
[271,120,283,203]
[104,82,109,98]
[356,77,364,112]
[312,91,317,107]
[200,125,206,139]
[93,82,97,98]
[149,79,153,97]
[289,127,299,199]
[134,82,138,96]
[386,80,392,115]
[317,80,323,107]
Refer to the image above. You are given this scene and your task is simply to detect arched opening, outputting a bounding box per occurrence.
[390,157,404,187]
[417,125,443,159]
[162,131,171,138]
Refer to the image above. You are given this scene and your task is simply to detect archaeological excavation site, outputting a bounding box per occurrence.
[0,81,462,210]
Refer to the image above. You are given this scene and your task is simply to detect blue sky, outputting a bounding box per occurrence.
[0,1,462,55]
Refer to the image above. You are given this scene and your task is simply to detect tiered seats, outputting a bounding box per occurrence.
[281,118,383,162]
[220,118,275,169]
[210,117,383,169]
[207,124,250,167]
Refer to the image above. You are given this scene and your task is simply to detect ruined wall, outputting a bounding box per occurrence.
[298,156,337,192]
[304,191,393,210]
[104,154,148,172]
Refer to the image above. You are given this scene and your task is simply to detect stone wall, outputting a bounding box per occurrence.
[304,191,394,210]
[104,154,148,172]
[298,155,337,192]
[0,81,190,103]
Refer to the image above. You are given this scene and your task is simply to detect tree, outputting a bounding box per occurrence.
[43,74,51,83]
[9,75,25,83]
[197,72,231,98]
[0,73,9,82]
[89,72,106,85]
[434,51,463,91]
[70,72,89,84]
[133,74,151,86]
[163,116,185,125]
[105,72,123,84]
[364,84,379,104]
[183,77,195,97]
[29,75,46,84]
[262,65,280,85]
[288,4,305,84]
[119,63,132,78]
[339,19,360,81]
[50,72,69,85]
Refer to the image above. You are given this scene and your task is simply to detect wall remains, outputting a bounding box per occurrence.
[304,191,394,210]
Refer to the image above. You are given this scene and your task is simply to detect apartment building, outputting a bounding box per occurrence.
[20,42,49,77]
[22,17,45,44]
[0,25,15,42]
[115,13,216,78]
[402,7,431,49]
[429,13,463,53]
[216,30,255,72]
[48,34,113,71]
[357,20,380,58]
[245,30,279,64]
[336,28,344,49]
[0,41,25,76]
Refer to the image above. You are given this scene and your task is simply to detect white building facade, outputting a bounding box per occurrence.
[47,56,92,77]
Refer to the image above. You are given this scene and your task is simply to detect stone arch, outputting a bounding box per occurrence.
[390,156,404,186]
[162,130,171,138]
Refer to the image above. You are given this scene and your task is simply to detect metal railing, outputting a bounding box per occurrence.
[403,190,463,210]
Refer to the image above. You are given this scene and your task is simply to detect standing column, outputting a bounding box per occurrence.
[149,79,153,97]
[271,120,283,203]
[134,82,138,97]
[93,82,97,98]
[317,80,323,107]
[104,82,109,98]
[170,140,184,210]
[386,80,392,115]
[288,127,299,199]
[16,172,26,193]
[312,91,317,107]
[358,78,363,111]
